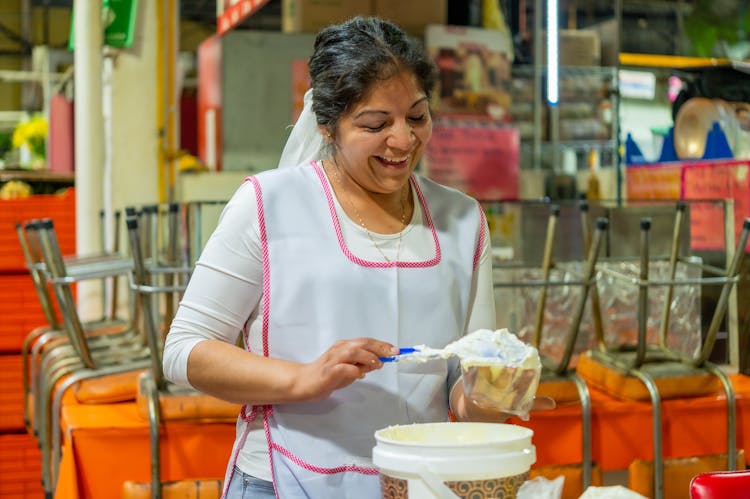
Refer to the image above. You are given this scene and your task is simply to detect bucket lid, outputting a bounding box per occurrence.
[375,422,532,449]
[373,423,536,477]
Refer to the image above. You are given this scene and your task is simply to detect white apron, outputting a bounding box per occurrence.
[222,162,484,499]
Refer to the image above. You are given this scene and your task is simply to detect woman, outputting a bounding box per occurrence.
[163,16,536,498]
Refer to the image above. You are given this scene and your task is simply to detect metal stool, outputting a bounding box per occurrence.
[578,202,750,499]
[20,217,151,498]
[125,203,239,499]
[494,201,609,494]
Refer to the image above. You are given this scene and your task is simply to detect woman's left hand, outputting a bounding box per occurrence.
[449,378,556,423]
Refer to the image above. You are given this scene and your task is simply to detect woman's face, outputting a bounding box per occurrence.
[331,70,432,195]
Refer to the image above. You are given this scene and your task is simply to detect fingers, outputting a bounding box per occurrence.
[296,338,398,402]
[450,382,511,423]
[531,395,556,411]
[329,338,397,370]
[450,377,558,422]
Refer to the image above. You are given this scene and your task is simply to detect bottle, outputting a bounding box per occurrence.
[545,147,578,200]
[586,148,601,201]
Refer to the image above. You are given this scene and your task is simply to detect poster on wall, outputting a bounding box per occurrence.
[682,160,750,252]
[423,118,519,201]
[425,24,514,121]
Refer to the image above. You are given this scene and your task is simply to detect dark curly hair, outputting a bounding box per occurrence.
[308,16,437,133]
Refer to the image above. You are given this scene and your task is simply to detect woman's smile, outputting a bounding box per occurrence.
[374,154,411,169]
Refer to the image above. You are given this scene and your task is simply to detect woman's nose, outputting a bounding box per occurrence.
[387,121,415,150]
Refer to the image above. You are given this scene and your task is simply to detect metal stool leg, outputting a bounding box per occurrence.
[629,369,663,499]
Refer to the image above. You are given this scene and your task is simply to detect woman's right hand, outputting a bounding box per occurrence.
[293,338,398,402]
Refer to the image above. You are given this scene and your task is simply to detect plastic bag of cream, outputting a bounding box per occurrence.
[516,476,564,499]
[447,329,541,420]
[579,486,648,498]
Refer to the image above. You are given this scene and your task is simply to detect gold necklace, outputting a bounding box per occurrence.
[329,157,408,263]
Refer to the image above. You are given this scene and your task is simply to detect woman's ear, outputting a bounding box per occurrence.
[318,125,333,143]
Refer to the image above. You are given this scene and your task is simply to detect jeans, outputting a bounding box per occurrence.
[224,467,276,499]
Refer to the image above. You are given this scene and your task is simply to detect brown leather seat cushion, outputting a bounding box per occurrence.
[136,381,241,421]
[122,479,223,499]
[530,463,603,499]
[575,352,722,401]
[628,450,746,499]
[72,369,145,404]
[536,378,585,404]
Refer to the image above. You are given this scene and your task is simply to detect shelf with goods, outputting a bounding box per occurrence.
[0,169,75,196]
[509,64,619,173]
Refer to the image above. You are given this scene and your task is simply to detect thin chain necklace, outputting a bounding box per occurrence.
[329,157,408,263]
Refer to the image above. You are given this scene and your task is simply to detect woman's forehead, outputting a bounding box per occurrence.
[349,72,426,114]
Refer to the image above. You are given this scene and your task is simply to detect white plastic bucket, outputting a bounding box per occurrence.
[373,422,535,499]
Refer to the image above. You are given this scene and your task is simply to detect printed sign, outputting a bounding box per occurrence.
[424,119,519,201]
[626,159,750,252]
[626,164,683,199]
[682,160,750,251]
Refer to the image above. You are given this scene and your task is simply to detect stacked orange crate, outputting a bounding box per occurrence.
[0,434,45,498]
[0,188,75,498]
[0,188,76,271]
[0,355,25,432]
[0,274,51,352]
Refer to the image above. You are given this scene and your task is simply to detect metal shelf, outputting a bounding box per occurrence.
[619,53,731,69]
[0,168,74,184]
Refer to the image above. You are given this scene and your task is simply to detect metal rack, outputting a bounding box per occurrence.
[582,202,750,499]
[492,200,609,492]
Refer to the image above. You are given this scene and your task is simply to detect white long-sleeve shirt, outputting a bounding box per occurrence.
[162,172,496,480]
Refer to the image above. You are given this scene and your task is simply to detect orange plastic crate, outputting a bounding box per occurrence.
[0,274,52,353]
[0,355,24,432]
[0,188,76,272]
[0,433,44,498]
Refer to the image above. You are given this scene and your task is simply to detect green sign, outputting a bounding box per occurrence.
[68,0,139,50]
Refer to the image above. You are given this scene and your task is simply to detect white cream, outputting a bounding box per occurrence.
[443,328,541,369]
[393,329,542,416]
[395,329,540,369]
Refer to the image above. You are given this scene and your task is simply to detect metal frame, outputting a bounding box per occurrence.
[493,201,609,491]
[588,203,750,499]
[18,218,151,498]
[125,200,233,499]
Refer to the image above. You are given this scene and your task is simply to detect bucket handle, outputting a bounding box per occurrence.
[417,466,461,499]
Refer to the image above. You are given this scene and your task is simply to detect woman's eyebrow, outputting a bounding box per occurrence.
[353,110,388,119]
[410,96,429,109]
[353,97,429,119]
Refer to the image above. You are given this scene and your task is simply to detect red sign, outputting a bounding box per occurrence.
[626,164,683,199]
[217,0,271,35]
[626,159,750,252]
[424,119,519,201]
[682,160,750,252]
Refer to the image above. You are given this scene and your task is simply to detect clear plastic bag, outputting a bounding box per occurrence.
[461,359,541,420]
[517,476,564,499]
[579,486,648,498]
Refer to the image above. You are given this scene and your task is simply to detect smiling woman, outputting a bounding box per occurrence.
[160,15,530,499]
[322,71,430,236]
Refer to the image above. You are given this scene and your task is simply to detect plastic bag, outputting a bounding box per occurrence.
[579,486,648,498]
[456,329,541,420]
[462,362,540,420]
[516,476,564,499]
